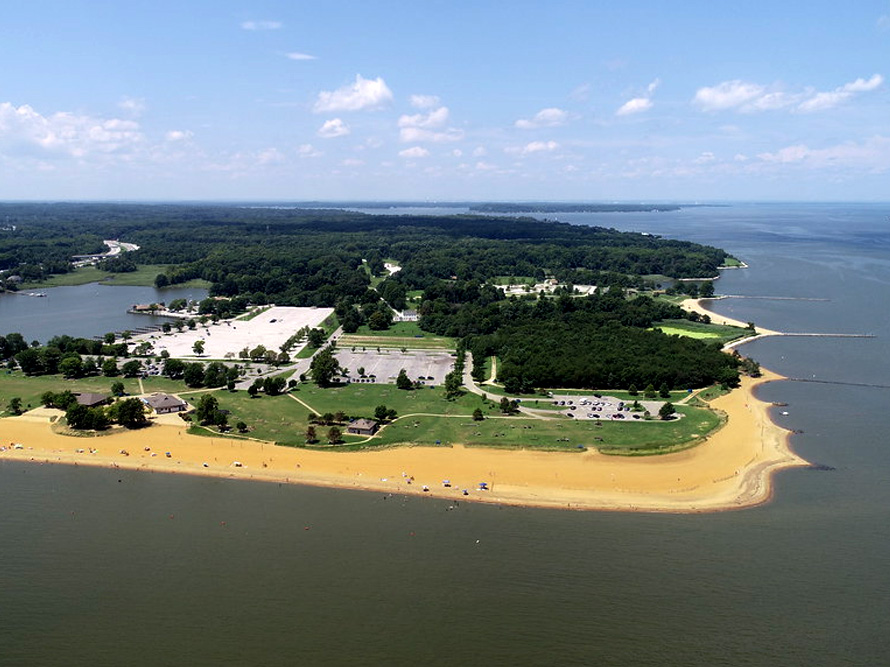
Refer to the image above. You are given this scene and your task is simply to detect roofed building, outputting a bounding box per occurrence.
[347,418,379,436]
[143,393,188,414]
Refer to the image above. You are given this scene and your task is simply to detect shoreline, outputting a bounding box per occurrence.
[1,380,807,515]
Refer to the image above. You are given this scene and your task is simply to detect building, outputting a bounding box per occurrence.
[143,393,188,414]
[347,418,379,436]
[73,392,109,408]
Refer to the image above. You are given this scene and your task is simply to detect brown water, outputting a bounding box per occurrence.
[2,203,889,665]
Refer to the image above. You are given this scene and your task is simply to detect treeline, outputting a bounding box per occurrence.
[0,204,731,305]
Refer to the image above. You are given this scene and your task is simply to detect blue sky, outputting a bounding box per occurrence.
[1,1,888,201]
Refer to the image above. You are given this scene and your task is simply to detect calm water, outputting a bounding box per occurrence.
[2,203,889,666]
[0,283,208,343]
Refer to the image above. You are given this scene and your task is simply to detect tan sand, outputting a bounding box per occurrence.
[681,297,782,337]
[0,368,807,513]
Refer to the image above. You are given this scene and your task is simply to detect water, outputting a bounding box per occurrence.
[0,283,208,343]
[2,203,889,665]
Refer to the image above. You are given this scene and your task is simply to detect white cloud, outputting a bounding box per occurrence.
[317,118,350,138]
[165,130,192,142]
[570,83,591,101]
[241,20,282,30]
[257,148,285,164]
[452,149,463,157]
[798,74,884,112]
[399,146,429,158]
[695,74,883,113]
[616,97,652,116]
[410,94,440,109]
[313,75,393,113]
[475,161,496,170]
[507,140,559,156]
[399,106,449,129]
[118,96,146,116]
[647,78,661,95]
[286,52,317,61]
[341,158,365,167]
[515,107,568,129]
[693,151,716,164]
[756,136,890,170]
[398,106,462,142]
[0,102,144,158]
[298,143,322,158]
[878,15,890,30]
[472,146,487,157]
[693,80,767,111]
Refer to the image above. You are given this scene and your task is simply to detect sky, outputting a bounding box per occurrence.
[1,0,888,202]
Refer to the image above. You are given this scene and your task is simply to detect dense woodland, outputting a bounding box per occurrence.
[0,202,742,391]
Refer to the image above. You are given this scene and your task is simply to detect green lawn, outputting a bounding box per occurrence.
[192,381,723,454]
[340,322,455,350]
[21,264,210,289]
[652,319,748,343]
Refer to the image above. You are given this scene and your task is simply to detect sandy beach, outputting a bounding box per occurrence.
[0,365,807,513]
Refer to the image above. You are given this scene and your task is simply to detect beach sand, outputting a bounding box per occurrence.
[0,367,807,513]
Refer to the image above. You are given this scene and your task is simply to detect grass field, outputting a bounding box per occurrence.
[339,322,455,350]
[21,264,210,289]
[653,318,747,343]
[0,371,186,416]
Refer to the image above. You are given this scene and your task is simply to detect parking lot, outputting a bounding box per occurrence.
[335,349,456,386]
[548,394,667,421]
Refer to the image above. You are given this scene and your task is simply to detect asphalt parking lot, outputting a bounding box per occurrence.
[335,349,456,386]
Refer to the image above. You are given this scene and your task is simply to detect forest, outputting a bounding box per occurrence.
[0,202,741,392]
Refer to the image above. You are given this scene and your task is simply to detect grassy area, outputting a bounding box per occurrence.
[720,256,744,268]
[0,372,143,415]
[21,264,210,289]
[653,319,747,343]
[339,322,455,351]
[196,382,724,454]
[477,382,689,404]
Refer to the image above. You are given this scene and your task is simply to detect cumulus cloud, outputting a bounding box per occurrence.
[399,146,429,158]
[515,107,568,129]
[241,20,282,30]
[695,74,883,113]
[118,96,146,116]
[313,75,393,113]
[410,94,440,109]
[0,102,144,158]
[798,74,884,112]
[285,52,317,61]
[317,118,350,138]
[616,97,653,116]
[506,140,559,156]
[341,158,365,167]
[398,106,462,142]
[165,130,192,142]
[693,80,767,111]
[616,78,660,116]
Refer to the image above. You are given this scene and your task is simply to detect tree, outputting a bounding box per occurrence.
[499,397,518,414]
[236,421,248,433]
[263,376,286,396]
[59,355,84,379]
[472,407,484,421]
[327,426,342,444]
[154,273,169,288]
[307,328,326,348]
[305,425,318,443]
[443,370,463,399]
[374,404,389,421]
[6,397,22,415]
[111,381,125,396]
[396,368,413,390]
[658,382,671,399]
[628,384,639,396]
[194,394,219,425]
[192,340,205,356]
[309,347,342,387]
[659,402,676,420]
[102,358,120,377]
[183,362,205,388]
[115,398,149,429]
[644,384,657,399]
[121,359,143,378]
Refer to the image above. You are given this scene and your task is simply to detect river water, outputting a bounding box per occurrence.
[1,203,889,666]
[0,284,208,342]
